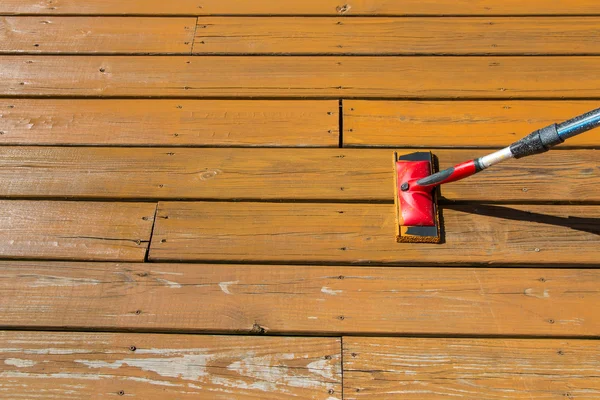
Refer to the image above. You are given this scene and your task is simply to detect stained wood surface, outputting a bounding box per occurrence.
[0,147,596,202]
[0,17,195,54]
[0,331,341,400]
[3,56,600,98]
[193,17,600,55]
[0,201,155,261]
[344,100,600,147]
[343,337,600,399]
[0,100,338,146]
[3,0,600,16]
[149,202,600,265]
[2,261,599,336]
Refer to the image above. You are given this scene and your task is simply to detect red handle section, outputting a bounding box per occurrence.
[408,160,477,193]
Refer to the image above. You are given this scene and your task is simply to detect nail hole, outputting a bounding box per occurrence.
[99,68,105,72]
[161,239,167,243]
[118,391,125,396]
[135,310,142,315]
[129,346,137,352]
[548,319,555,324]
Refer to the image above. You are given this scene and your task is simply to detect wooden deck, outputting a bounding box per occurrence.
[1,2,600,399]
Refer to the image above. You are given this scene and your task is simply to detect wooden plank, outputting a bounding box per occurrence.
[0,100,338,146]
[149,202,600,265]
[0,17,195,54]
[0,147,597,202]
[0,201,155,261]
[0,331,341,400]
[193,17,600,55]
[344,100,600,147]
[3,56,600,98]
[2,261,599,336]
[2,1,600,16]
[343,337,600,399]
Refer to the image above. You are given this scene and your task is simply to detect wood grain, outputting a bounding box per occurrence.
[0,100,338,146]
[344,337,600,399]
[3,0,600,15]
[0,17,195,54]
[1,261,599,336]
[344,100,600,147]
[149,202,600,265]
[3,56,600,98]
[0,201,155,261]
[0,147,597,202]
[193,17,600,55]
[0,331,341,400]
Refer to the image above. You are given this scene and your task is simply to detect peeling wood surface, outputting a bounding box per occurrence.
[0,201,155,261]
[149,202,600,265]
[344,100,600,148]
[0,99,338,146]
[193,17,600,55]
[0,17,195,54]
[1,261,599,336]
[3,56,600,98]
[0,331,341,399]
[343,337,600,399]
[3,0,600,16]
[0,147,598,202]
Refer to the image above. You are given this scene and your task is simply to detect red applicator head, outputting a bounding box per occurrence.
[393,152,442,243]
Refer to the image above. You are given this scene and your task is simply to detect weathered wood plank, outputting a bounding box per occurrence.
[343,337,600,399]
[344,100,600,147]
[0,147,596,202]
[193,17,600,55]
[1,261,599,336]
[2,56,600,98]
[149,202,600,265]
[0,331,341,399]
[0,100,338,146]
[0,201,155,261]
[0,17,195,54]
[2,1,600,16]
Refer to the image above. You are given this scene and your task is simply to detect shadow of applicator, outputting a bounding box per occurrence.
[443,203,600,236]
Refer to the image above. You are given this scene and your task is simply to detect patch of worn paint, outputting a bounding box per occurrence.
[0,371,102,380]
[210,376,281,393]
[127,376,182,387]
[0,348,92,355]
[156,278,182,289]
[308,316,318,320]
[227,353,323,390]
[558,318,585,325]
[524,288,550,299]
[76,353,213,381]
[219,280,239,295]
[307,358,338,381]
[27,275,100,288]
[4,358,36,368]
[321,287,342,296]
[150,270,184,276]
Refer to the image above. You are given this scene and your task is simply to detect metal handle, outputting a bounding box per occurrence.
[403,107,600,192]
